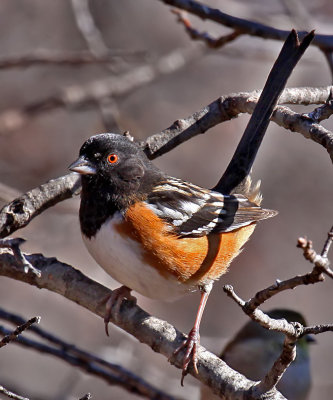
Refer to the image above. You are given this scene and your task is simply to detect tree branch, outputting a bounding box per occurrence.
[172,9,242,48]
[0,249,286,400]
[0,315,40,348]
[223,226,333,395]
[0,310,178,400]
[0,173,81,238]
[159,0,333,51]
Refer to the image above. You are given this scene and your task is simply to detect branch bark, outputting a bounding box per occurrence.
[0,249,285,400]
[159,0,333,51]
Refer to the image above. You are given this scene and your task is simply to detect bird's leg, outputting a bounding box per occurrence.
[101,285,137,336]
[173,283,212,385]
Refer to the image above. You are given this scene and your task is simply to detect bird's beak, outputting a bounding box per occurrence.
[68,157,96,175]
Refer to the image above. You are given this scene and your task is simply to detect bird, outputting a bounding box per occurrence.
[200,309,314,400]
[69,132,277,382]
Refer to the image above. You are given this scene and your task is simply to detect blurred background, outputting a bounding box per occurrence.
[0,0,332,399]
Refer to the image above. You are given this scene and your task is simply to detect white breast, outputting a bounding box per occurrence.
[82,212,194,300]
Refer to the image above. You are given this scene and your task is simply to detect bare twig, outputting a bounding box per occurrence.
[0,249,286,400]
[0,316,40,348]
[223,226,333,396]
[0,307,179,400]
[159,0,333,51]
[0,326,177,400]
[172,9,242,48]
[0,385,29,400]
[0,50,146,69]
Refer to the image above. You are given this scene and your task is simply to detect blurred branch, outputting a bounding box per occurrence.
[0,315,40,348]
[223,225,333,396]
[0,250,286,400]
[70,0,122,131]
[159,0,333,51]
[280,0,312,30]
[0,45,202,135]
[0,310,178,400]
[0,50,146,69]
[71,0,112,58]
[0,385,29,400]
[172,9,242,48]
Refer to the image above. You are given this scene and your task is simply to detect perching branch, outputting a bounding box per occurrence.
[1,87,333,240]
[0,249,286,400]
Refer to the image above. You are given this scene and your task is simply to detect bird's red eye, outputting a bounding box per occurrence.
[107,153,118,164]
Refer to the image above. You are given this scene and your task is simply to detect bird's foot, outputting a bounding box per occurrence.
[173,327,200,386]
[101,285,136,336]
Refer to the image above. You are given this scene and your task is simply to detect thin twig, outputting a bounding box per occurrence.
[0,316,40,348]
[159,0,333,51]
[172,9,242,48]
[0,323,177,400]
[0,308,180,400]
[0,385,29,400]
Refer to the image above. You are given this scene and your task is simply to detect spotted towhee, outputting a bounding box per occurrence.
[69,132,277,381]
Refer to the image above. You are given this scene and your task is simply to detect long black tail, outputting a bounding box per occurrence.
[213,30,315,194]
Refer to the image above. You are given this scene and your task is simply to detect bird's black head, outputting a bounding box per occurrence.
[70,133,162,196]
[69,133,164,237]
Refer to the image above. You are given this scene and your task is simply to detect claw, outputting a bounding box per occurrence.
[173,327,200,386]
[100,286,136,336]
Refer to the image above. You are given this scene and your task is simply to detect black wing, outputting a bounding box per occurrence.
[146,177,277,238]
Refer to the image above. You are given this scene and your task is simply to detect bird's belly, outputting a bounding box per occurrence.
[82,214,194,300]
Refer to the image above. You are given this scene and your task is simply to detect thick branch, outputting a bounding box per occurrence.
[0,250,285,400]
